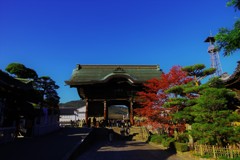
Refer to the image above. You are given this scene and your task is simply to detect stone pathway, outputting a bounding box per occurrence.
[76,140,191,160]
[0,127,91,160]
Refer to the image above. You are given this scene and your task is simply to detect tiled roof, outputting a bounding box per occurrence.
[0,70,41,102]
[65,64,162,85]
[223,61,240,90]
[0,70,32,90]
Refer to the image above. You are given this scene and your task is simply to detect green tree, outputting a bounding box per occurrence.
[215,0,240,56]
[227,0,240,10]
[191,84,239,146]
[166,64,240,146]
[181,64,215,86]
[5,62,60,106]
[215,20,240,56]
[166,64,215,123]
[167,77,240,146]
[5,63,38,79]
[34,76,60,105]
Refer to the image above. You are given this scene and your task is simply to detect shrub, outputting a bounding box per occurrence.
[149,134,167,144]
[162,137,175,147]
[176,132,189,143]
[174,142,189,152]
[149,134,175,148]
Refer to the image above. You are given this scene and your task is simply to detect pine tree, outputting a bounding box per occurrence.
[167,76,240,146]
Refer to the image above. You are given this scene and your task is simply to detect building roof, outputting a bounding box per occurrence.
[0,70,32,90]
[0,70,41,102]
[223,61,240,90]
[65,64,162,86]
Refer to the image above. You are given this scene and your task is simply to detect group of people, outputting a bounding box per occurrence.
[85,117,132,129]
[68,117,133,138]
[108,119,131,128]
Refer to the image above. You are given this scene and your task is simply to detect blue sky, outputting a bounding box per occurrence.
[0,0,239,103]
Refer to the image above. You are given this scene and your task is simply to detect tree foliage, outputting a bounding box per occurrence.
[34,76,60,105]
[5,63,38,79]
[5,62,60,106]
[191,85,239,146]
[167,75,240,146]
[215,0,240,56]
[135,66,192,130]
[227,0,240,11]
[215,20,240,56]
[165,63,240,146]
[182,64,215,86]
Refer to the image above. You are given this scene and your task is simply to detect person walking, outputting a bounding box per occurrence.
[126,126,130,136]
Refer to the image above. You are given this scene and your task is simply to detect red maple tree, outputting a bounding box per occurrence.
[135,66,192,133]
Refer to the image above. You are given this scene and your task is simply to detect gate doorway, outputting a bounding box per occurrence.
[108,105,129,120]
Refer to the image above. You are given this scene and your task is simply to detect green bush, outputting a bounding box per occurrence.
[150,134,175,148]
[174,142,189,152]
[149,134,167,144]
[162,137,175,147]
[177,133,189,143]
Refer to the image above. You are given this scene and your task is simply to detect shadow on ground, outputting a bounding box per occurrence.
[0,128,91,160]
[74,128,177,160]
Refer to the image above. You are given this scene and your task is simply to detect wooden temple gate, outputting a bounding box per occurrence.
[84,99,134,125]
[65,64,162,126]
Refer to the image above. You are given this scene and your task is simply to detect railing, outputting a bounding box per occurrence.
[194,144,240,159]
[0,127,16,144]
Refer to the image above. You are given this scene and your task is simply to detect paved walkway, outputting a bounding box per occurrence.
[0,127,197,160]
[76,139,193,160]
[0,127,91,160]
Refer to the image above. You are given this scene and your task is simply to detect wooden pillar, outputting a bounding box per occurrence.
[85,99,89,125]
[103,100,108,126]
[129,100,134,125]
[103,100,107,121]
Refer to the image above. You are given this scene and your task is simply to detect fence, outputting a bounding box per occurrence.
[194,144,240,159]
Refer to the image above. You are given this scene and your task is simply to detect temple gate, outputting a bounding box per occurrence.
[65,65,162,125]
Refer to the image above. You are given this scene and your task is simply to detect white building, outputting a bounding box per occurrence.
[59,106,86,126]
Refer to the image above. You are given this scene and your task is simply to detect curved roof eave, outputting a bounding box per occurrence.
[101,73,137,83]
[65,79,144,86]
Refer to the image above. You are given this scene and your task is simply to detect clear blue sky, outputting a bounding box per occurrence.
[0,0,239,103]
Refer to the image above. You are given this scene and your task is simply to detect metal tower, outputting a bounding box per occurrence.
[204,36,223,77]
